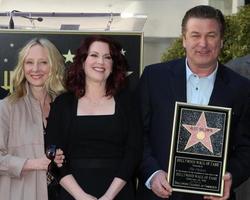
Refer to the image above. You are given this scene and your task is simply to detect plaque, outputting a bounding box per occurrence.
[167,102,231,196]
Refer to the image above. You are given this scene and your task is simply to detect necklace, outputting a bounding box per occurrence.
[40,93,49,134]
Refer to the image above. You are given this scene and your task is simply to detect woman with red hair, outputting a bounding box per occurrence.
[46,35,142,200]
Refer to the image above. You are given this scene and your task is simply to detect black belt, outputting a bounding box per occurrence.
[70,158,120,168]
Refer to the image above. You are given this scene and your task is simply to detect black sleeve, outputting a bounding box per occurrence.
[136,66,161,183]
[114,90,143,182]
[0,87,8,100]
[45,93,74,180]
[45,94,67,149]
[227,84,250,188]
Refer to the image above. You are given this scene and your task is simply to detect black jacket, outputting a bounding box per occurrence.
[136,58,250,200]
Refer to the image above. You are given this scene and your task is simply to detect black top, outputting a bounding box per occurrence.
[72,114,124,159]
[45,90,142,182]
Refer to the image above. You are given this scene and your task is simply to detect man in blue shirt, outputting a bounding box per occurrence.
[137,5,250,200]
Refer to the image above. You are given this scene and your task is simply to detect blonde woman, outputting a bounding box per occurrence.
[0,38,65,200]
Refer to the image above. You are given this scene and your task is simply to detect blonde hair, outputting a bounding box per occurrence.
[9,38,65,102]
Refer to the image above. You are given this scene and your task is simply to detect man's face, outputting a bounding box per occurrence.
[183,18,223,74]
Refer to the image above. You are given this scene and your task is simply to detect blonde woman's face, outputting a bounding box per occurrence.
[23,44,51,89]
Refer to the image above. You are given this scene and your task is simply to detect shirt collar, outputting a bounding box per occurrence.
[185,58,218,82]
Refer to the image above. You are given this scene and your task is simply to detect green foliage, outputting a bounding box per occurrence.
[161,38,185,62]
[161,5,250,64]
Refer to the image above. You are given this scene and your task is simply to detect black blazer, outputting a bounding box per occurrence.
[136,58,250,200]
[0,87,8,99]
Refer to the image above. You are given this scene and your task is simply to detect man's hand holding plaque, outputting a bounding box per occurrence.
[204,172,232,200]
[150,170,173,199]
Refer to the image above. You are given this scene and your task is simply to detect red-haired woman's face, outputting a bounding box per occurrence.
[83,41,113,85]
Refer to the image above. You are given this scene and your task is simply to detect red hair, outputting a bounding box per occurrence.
[65,35,128,98]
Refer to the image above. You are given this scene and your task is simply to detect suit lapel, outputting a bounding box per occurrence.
[209,64,231,107]
[169,59,187,102]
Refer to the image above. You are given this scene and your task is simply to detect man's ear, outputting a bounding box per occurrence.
[220,40,223,48]
[182,36,186,48]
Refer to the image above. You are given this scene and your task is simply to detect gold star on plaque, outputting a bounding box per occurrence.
[182,112,221,153]
[63,50,75,63]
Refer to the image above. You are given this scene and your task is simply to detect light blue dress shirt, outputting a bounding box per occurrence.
[186,59,218,105]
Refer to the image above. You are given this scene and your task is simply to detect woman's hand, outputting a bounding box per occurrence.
[22,154,50,173]
[98,194,111,200]
[97,177,125,200]
[53,148,65,167]
[59,174,97,200]
[81,193,97,200]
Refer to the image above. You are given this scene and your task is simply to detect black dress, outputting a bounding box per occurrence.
[45,92,142,200]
